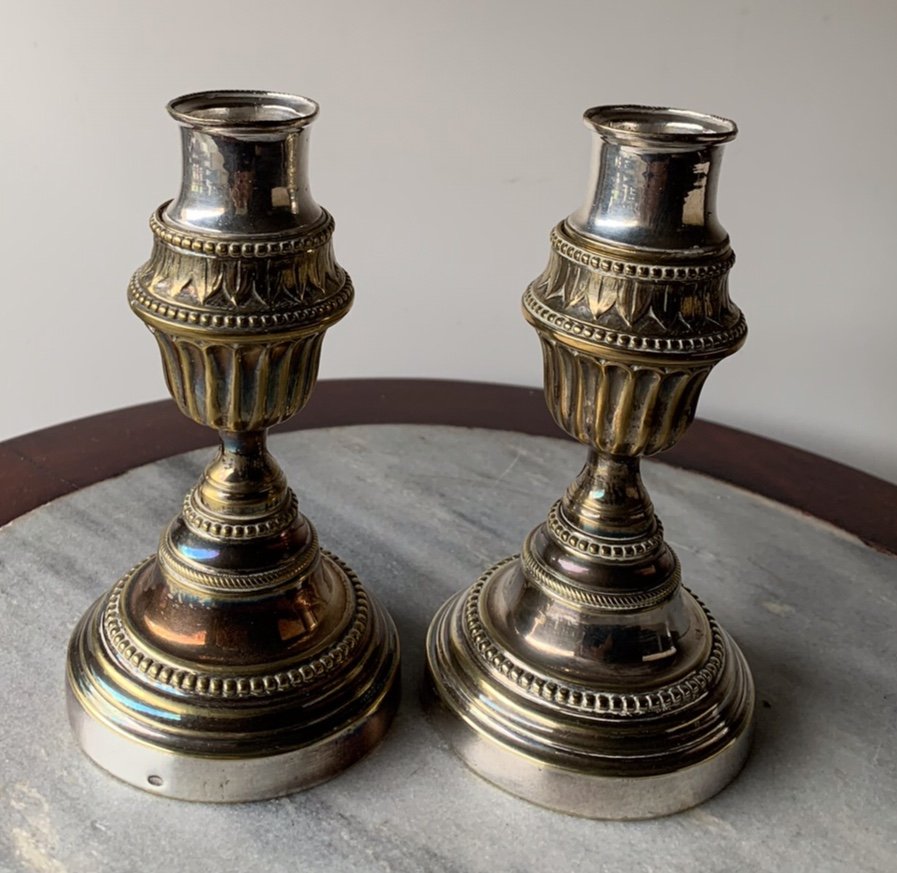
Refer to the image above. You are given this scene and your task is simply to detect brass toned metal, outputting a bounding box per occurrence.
[425,105,755,819]
[66,91,400,801]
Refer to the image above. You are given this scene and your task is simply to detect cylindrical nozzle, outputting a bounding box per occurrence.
[568,105,737,252]
[164,90,322,236]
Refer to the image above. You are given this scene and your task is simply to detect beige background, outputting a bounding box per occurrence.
[1,0,895,482]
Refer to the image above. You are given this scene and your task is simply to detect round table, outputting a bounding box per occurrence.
[2,380,895,872]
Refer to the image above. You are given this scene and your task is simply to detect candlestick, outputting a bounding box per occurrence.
[66,91,400,801]
[425,105,754,819]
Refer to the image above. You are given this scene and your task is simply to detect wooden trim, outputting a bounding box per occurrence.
[2,378,894,554]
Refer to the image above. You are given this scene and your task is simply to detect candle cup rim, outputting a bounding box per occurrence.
[583,105,737,147]
[167,90,319,134]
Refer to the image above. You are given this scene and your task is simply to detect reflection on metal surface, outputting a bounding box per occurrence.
[65,91,400,802]
[425,105,755,820]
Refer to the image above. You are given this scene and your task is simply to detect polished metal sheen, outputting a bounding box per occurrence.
[425,105,755,819]
[66,91,400,801]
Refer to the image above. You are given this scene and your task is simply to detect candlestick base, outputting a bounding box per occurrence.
[67,550,400,802]
[425,554,754,820]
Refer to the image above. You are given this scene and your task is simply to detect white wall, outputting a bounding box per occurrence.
[1,0,895,483]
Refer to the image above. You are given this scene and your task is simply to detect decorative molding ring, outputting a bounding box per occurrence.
[158,529,319,593]
[523,286,747,356]
[545,501,665,561]
[463,559,725,717]
[149,206,335,258]
[102,551,368,698]
[182,490,300,540]
[550,225,735,280]
[520,545,681,611]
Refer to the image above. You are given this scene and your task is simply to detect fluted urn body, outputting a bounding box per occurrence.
[66,91,400,801]
[425,106,754,819]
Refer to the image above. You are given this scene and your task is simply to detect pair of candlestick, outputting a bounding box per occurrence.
[65,91,754,820]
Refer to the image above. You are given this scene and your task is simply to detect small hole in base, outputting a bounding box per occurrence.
[147,775,163,787]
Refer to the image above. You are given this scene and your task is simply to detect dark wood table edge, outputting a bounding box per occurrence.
[2,378,894,555]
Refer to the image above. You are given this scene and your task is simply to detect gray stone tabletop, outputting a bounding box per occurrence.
[1,425,895,873]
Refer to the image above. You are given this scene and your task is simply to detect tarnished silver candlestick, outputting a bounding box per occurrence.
[66,91,400,801]
[425,105,755,819]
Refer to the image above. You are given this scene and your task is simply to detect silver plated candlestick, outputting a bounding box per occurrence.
[66,91,400,801]
[425,105,755,819]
